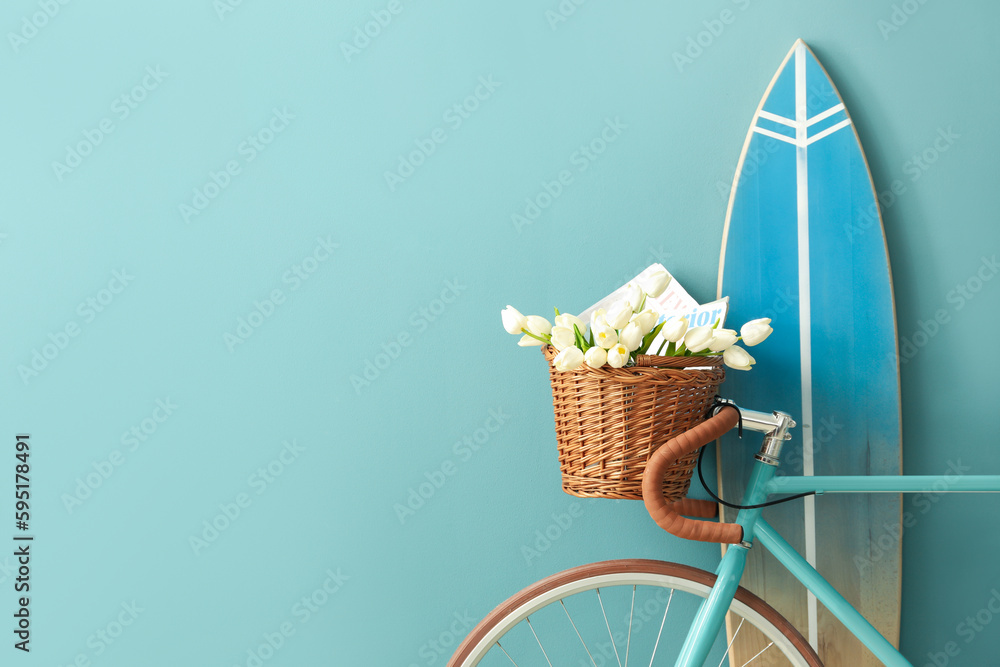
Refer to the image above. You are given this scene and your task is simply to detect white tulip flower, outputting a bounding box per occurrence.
[553,345,585,371]
[620,321,644,352]
[740,318,773,346]
[631,309,659,336]
[624,282,644,312]
[525,315,552,337]
[660,316,689,342]
[517,334,544,347]
[584,346,607,369]
[607,344,630,368]
[605,301,633,329]
[555,313,587,336]
[683,325,714,353]
[593,325,619,350]
[550,326,576,352]
[723,345,756,371]
[590,308,608,330]
[639,268,671,298]
[708,328,739,352]
[501,305,527,335]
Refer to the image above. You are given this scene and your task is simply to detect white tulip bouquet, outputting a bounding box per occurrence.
[501,268,773,372]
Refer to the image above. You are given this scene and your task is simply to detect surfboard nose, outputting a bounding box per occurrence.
[783,38,809,63]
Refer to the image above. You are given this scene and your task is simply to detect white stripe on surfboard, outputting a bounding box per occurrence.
[807,118,853,145]
[758,109,798,128]
[793,40,820,652]
[752,113,851,148]
[807,102,846,126]
[752,125,799,146]
[758,103,846,129]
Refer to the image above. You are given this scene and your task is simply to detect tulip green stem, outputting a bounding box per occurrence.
[519,329,551,345]
[636,320,666,356]
[572,324,589,351]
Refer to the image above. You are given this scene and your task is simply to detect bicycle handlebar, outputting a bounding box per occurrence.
[642,406,744,544]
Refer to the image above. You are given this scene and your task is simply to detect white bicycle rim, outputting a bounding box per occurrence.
[456,567,814,667]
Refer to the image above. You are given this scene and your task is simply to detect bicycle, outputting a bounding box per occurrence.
[447,400,1000,666]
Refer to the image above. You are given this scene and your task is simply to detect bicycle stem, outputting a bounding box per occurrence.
[712,399,796,466]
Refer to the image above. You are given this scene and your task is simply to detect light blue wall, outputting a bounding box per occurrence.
[2,0,997,664]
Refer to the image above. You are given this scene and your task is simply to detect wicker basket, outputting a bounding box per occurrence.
[542,346,725,501]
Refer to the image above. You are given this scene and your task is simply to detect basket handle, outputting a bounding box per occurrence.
[642,406,743,544]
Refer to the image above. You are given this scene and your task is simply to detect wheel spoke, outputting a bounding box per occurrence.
[624,585,635,667]
[717,617,745,667]
[596,588,623,667]
[496,640,520,666]
[740,641,775,666]
[647,588,674,667]
[561,599,599,667]
[525,617,553,667]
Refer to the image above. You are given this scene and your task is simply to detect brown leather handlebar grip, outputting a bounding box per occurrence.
[669,498,719,519]
[642,406,744,544]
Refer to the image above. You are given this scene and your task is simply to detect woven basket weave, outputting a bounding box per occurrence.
[542,346,725,501]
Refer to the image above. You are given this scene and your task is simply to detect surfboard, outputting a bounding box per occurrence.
[716,40,902,665]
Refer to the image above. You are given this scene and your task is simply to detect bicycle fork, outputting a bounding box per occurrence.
[675,406,795,666]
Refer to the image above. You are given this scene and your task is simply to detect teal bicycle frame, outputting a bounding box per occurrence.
[674,403,1000,667]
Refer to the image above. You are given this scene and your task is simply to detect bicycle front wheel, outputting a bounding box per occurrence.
[449,559,820,667]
